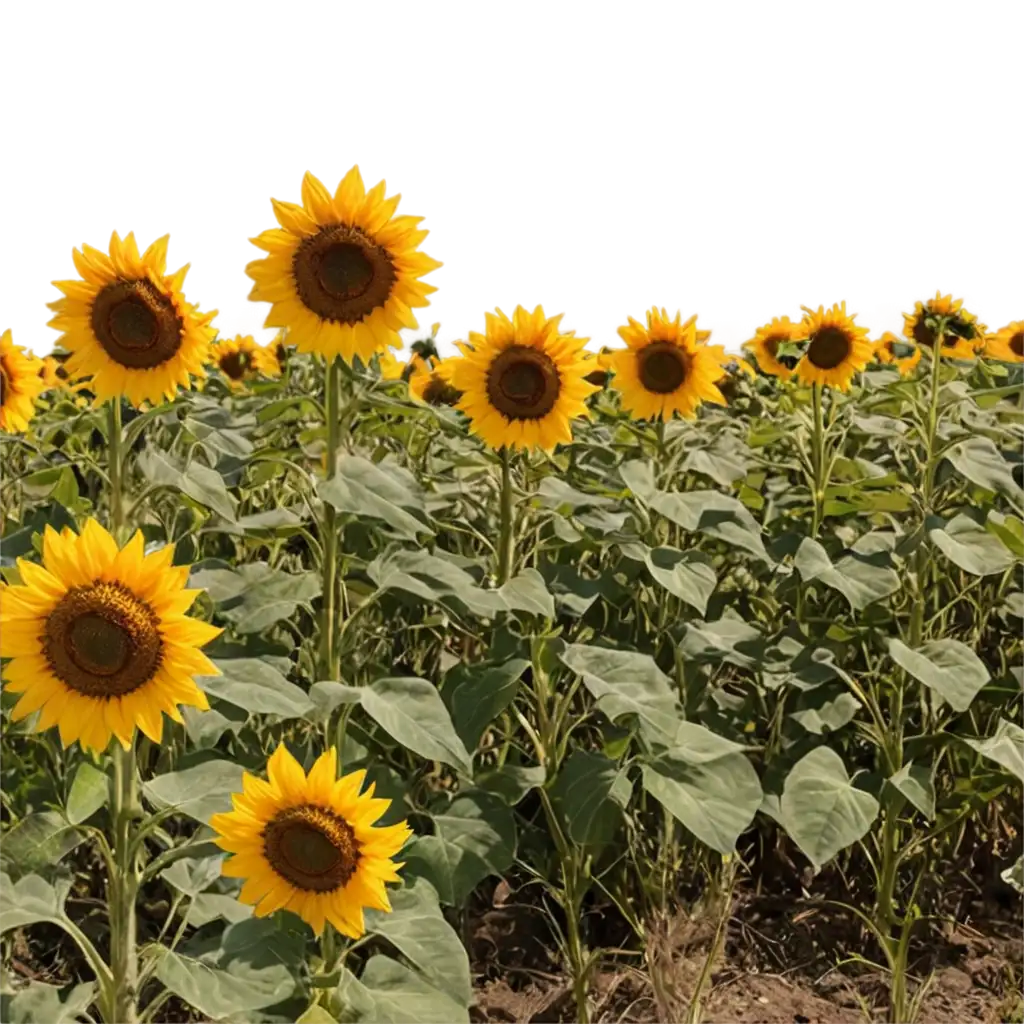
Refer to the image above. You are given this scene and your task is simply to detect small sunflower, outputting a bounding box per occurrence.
[210,744,411,938]
[408,356,462,407]
[0,330,46,433]
[38,355,67,391]
[378,349,405,381]
[213,335,280,389]
[902,292,983,361]
[607,308,726,421]
[0,520,221,754]
[706,344,756,380]
[448,306,598,451]
[47,232,217,408]
[794,303,873,391]
[984,321,1024,363]
[247,168,442,365]
[874,331,922,376]
[742,317,802,380]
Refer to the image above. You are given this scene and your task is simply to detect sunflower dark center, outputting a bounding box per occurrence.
[44,582,163,697]
[91,279,184,370]
[912,314,972,351]
[807,326,851,369]
[763,334,798,369]
[293,224,396,325]
[1010,332,1024,357]
[422,375,461,407]
[220,350,251,380]
[584,368,608,387]
[263,805,360,892]
[487,345,561,420]
[638,342,687,394]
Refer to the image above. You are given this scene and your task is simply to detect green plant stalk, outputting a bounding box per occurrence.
[108,399,125,541]
[810,383,826,538]
[686,855,738,1024]
[496,446,515,585]
[319,357,342,682]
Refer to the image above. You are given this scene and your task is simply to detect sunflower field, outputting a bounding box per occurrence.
[1,167,1022,1024]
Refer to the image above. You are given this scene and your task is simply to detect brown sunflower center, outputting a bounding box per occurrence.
[806,326,851,369]
[422,375,461,407]
[90,279,184,370]
[292,224,396,325]
[44,582,163,697]
[638,342,688,394]
[584,368,608,387]
[263,804,360,892]
[487,345,561,420]
[219,350,251,380]
[1010,332,1024,358]
[912,314,974,351]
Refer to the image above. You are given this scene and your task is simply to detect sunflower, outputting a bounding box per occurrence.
[606,308,726,421]
[38,355,68,391]
[706,344,756,379]
[246,168,442,365]
[378,349,405,381]
[742,317,801,380]
[0,520,221,754]
[0,330,46,433]
[209,744,411,938]
[47,232,217,408]
[874,331,922,376]
[902,292,983,361]
[448,306,598,451]
[984,321,1024,363]
[213,335,280,389]
[794,303,873,391]
[408,356,462,407]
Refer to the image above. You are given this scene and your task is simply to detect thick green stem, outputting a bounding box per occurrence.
[810,383,826,538]
[496,446,515,585]
[319,358,342,682]
[108,400,125,541]
[108,742,139,1024]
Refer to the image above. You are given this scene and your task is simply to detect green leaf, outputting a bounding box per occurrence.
[336,956,468,1024]
[475,764,546,805]
[887,763,936,820]
[3,981,95,1024]
[66,761,108,825]
[144,760,244,824]
[945,436,1023,500]
[368,549,500,616]
[642,751,762,854]
[669,721,750,762]
[190,562,321,633]
[405,792,516,906]
[361,677,473,776]
[0,872,72,932]
[183,413,254,458]
[199,658,314,718]
[551,750,632,848]
[137,447,237,521]
[789,690,862,735]
[987,511,1024,558]
[794,537,900,611]
[622,543,717,614]
[365,878,472,1007]
[535,476,615,511]
[779,747,879,870]
[160,854,225,898]
[559,643,680,745]
[888,638,990,713]
[319,455,433,540]
[497,569,555,619]
[445,659,528,752]
[928,514,1016,576]
[963,718,1024,782]
[0,812,86,878]
[296,1005,338,1024]
[678,616,764,670]
[1002,855,1024,895]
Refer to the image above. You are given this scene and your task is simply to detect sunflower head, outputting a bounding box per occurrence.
[743,317,802,380]
[48,233,217,408]
[448,306,598,452]
[902,292,982,361]
[606,308,726,422]
[38,355,68,391]
[209,744,412,938]
[213,335,279,389]
[984,321,1024,364]
[0,519,221,753]
[0,330,46,433]
[794,303,873,391]
[247,168,442,365]
[873,331,922,376]
[408,357,462,407]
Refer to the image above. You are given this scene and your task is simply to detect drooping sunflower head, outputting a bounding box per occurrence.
[38,355,69,392]
[742,317,801,380]
[48,233,217,408]
[209,744,412,938]
[902,292,982,361]
[984,321,1024,364]
[448,306,598,451]
[408,356,463,407]
[794,303,874,391]
[0,519,221,754]
[606,308,726,422]
[213,335,279,389]
[247,168,441,366]
[0,330,46,433]
[873,331,922,376]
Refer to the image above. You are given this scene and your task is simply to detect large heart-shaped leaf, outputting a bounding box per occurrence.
[199,658,313,719]
[144,760,245,824]
[888,638,990,713]
[963,718,1024,782]
[190,562,321,633]
[336,955,468,1024]
[795,537,900,611]
[928,514,1016,576]
[551,750,632,849]
[138,447,237,521]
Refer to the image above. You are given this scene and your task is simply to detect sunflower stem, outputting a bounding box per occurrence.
[496,446,515,585]
[107,400,126,541]
[319,357,342,683]
[810,383,826,539]
[107,740,140,1024]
